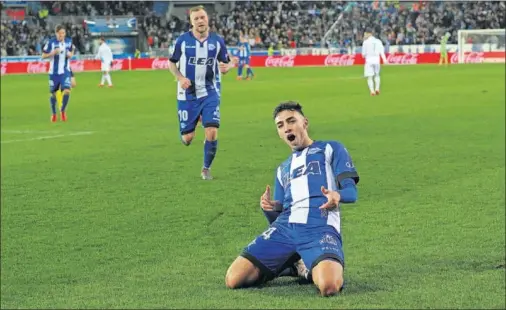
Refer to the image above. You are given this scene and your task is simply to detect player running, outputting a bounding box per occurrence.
[237,35,254,80]
[361,28,388,96]
[96,37,114,87]
[439,32,451,66]
[225,101,360,297]
[41,24,74,122]
[168,5,234,180]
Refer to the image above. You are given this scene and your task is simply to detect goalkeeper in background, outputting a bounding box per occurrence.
[439,32,451,66]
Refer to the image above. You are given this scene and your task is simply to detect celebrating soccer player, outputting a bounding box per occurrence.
[41,25,74,122]
[168,5,234,180]
[361,28,388,96]
[96,37,114,87]
[225,102,360,297]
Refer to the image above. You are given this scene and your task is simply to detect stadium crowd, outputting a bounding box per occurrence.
[1,1,505,56]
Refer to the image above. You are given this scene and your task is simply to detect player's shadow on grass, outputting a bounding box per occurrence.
[251,277,383,296]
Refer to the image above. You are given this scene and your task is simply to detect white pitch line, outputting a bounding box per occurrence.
[1,130,63,134]
[1,131,95,144]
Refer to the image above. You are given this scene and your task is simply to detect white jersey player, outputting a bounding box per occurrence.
[95,37,114,87]
[361,29,388,96]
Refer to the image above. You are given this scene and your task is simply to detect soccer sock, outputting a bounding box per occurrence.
[247,68,254,76]
[203,140,218,169]
[100,74,105,85]
[61,93,70,112]
[50,95,57,115]
[105,73,112,85]
[374,75,380,91]
[237,65,243,77]
[367,77,374,93]
[262,210,280,224]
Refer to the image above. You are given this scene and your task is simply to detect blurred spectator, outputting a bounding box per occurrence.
[1,1,504,56]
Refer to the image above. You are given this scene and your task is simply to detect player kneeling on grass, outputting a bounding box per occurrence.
[42,24,74,122]
[225,102,360,297]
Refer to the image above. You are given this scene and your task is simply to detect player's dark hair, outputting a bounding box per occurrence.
[54,24,65,33]
[273,101,305,119]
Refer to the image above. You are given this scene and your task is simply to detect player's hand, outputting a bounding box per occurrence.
[319,186,341,210]
[260,185,282,212]
[66,51,73,58]
[178,76,191,89]
[52,48,60,56]
[218,62,232,74]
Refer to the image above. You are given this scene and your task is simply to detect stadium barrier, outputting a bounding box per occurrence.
[0,52,503,76]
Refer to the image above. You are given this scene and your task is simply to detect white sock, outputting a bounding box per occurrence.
[374,75,380,91]
[105,73,112,86]
[100,74,105,85]
[367,77,374,93]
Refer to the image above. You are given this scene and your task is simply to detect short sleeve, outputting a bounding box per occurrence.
[169,36,184,63]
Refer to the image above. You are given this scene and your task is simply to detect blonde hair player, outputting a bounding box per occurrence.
[41,24,74,122]
[168,5,235,180]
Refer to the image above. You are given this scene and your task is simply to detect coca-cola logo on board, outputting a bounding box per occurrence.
[26,62,48,73]
[265,56,296,67]
[386,53,419,65]
[324,54,356,66]
[151,58,170,69]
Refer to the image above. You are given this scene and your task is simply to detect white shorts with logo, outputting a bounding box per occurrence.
[364,63,380,77]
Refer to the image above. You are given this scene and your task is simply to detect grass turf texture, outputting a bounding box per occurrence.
[1,64,505,309]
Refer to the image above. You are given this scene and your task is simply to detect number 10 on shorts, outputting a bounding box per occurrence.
[178,110,188,122]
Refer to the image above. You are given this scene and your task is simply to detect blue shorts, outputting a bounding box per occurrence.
[241,222,345,281]
[177,93,220,135]
[49,73,71,93]
[239,57,250,66]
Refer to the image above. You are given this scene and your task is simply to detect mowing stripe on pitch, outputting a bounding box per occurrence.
[1,131,95,144]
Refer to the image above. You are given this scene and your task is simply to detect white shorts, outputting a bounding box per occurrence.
[101,62,111,72]
[364,63,380,77]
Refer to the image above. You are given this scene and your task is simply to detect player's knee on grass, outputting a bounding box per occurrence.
[181,132,195,145]
[225,256,261,289]
[311,259,344,297]
[204,127,218,141]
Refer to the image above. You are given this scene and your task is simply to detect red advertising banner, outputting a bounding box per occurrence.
[1,52,503,76]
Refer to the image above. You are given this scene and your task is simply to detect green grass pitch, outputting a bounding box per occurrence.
[1,64,505,309]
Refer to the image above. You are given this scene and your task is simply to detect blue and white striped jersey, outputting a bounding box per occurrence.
[43,37,73,76]
[169,31,230,101]
[273,140,359,233]
[238,42,251,59]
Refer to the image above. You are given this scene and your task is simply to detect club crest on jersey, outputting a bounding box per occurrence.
[188,57,214,66]
[307,147,323,155]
